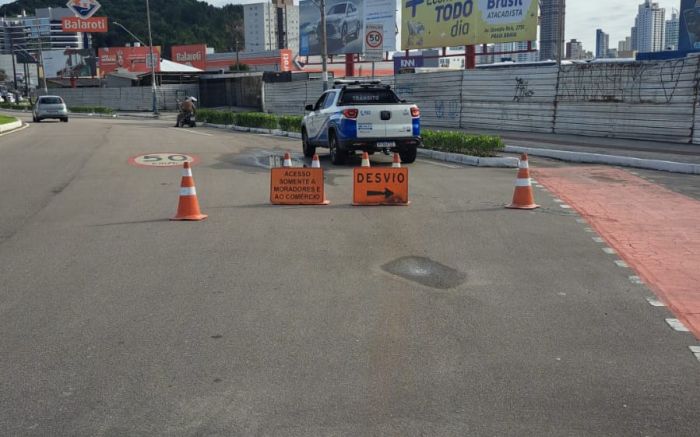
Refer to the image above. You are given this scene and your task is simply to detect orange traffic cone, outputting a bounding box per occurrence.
[172,162,208,221]
[361,152,371,167]
[392,153,401,168]
[283,152,293,167]
[506,153,539,210]
[311,153,321,168]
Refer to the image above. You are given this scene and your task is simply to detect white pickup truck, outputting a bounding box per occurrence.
[301,81,422,165]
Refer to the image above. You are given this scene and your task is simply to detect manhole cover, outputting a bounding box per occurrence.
[382,256,466,289]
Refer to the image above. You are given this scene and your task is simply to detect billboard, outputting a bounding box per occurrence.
[402,0,538,50]
[680,0,700,52]
[98,46,161,76]
[171,44,207,70]
[43,49,97,78]
[299,0,397,56]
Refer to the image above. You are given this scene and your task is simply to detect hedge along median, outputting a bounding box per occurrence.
[198,109,304,133]
[197,110,504,152]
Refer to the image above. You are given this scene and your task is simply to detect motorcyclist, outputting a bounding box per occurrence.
[175,96,197,127]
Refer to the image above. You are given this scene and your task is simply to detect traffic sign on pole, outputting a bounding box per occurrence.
[364,24,384,62]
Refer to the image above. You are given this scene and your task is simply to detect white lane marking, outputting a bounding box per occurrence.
[560,204,572,209]
[646,297,666,307]
[602,247,616,255]
[173,128,213,136]
[584,228,595,233]
[576,218,586,224]
[417,159,461,169]
[529,178,537,183]
[690,346,700,361]
[629,276,644,284]
[614,260,629,268]
[592,237,604,243]
[666,319,690,332]
[553,199,563,203]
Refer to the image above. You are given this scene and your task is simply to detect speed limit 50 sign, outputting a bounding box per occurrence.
[364,24,384,61]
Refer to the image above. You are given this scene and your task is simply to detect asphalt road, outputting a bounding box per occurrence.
[1,116,699,436]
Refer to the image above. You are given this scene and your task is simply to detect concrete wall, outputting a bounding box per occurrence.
[262,57,700,145]
[39,85,199,111]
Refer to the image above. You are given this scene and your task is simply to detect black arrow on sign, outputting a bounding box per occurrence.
[366,188,394,199]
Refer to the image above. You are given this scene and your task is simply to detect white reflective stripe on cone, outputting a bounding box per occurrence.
[182,168,193,177]
[180,187,197,196]
[515,178,531,187]
[519,161,529,169]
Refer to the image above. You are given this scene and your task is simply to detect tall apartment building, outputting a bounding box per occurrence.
[618,36,632,52]
[539,0,565,61]
[633,1,665,53]
[565,39,585,60]
[0,7,84,55]
[243,1,299,55]
[665,10,679,50]
[596,29,610,58]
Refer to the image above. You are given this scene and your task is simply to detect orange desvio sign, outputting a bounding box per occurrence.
[353,168,409,206]
[270,167,327,205]
[61,17,108,33]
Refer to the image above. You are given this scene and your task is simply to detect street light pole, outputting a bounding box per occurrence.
[319,0,329,90]
[145,0,158,115]
[113,20,158,114]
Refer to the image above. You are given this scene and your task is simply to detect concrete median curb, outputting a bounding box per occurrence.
[505,145,700,175]
[0,118,23,134]
[417,148,519,168]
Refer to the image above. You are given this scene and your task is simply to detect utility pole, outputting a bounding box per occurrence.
[10,38,18,91]
[320,0,329,90]
[36,27,48,93]
[235,37,240,71]
[146,0,158,115]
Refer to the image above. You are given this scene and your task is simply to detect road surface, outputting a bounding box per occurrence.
[1,116,698,436]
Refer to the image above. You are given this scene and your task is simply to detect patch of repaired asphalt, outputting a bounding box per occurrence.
[382,256,466,290]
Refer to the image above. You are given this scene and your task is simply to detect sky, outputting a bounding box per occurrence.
[0,0,683,53]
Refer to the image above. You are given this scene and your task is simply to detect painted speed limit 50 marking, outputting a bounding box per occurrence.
[128,153,199,168]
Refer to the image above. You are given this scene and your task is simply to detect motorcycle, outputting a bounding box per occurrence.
[177,111,196,128]
[175,97,197,128]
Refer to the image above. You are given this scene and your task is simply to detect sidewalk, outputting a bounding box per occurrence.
[468,128,700,165]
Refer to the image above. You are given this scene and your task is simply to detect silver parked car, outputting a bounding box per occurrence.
[33,95,69,123]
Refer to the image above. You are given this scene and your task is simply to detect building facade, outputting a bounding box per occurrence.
[634,1,665,53]
[665,10,679,50]
[0,8,84,55]
[596,29,610,58]
[565,39,585,60]
[243,1,299,55]
[540,0,566,61]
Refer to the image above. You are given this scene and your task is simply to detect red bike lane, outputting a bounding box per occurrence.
[534,166,700,340]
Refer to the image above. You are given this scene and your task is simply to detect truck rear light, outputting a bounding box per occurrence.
[342,108,359,119]
[411,107,420,117]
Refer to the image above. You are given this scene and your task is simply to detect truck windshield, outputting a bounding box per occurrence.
[338,89,400,105]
